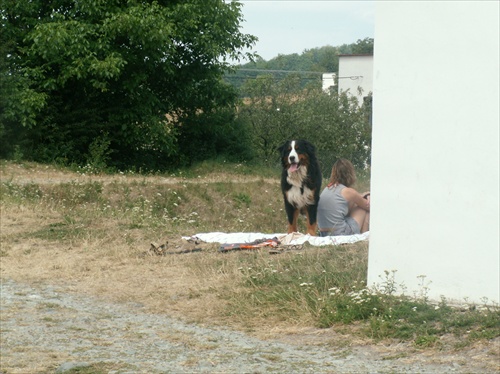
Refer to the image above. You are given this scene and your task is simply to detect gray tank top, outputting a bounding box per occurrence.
[317,184,351,234]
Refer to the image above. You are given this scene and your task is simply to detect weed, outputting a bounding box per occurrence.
[415,334,440,348]
[48,181,104,207]
[1,181,43,202]
[86,133,113,173]
[233,192,251,208]
[231,252,500,346]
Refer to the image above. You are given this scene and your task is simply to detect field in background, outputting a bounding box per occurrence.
[1,161,498,362]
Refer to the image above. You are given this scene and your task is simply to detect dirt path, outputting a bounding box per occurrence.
[1,279,497,374]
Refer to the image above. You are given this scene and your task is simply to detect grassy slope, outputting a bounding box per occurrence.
[1,161,498,357]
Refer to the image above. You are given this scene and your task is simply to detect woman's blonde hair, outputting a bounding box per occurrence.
[329,159,356,187]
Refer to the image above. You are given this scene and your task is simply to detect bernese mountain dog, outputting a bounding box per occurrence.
[278,139,322,236]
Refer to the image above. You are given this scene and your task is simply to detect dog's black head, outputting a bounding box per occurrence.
[278,139,317,173]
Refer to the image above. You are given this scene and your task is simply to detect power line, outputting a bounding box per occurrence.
[235,68,324,75]
[234,69,361,80]
[224,75,319,81]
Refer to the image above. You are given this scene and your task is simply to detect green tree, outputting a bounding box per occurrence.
[226,39,374,93]
[310,46,339,73]
[351,37,374,54]
[239,75,371,173]
[1,0,256,169]
[238,74,304,162]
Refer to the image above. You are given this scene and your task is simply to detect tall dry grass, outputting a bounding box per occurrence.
[0,161,317,327]
[1,160,498,350]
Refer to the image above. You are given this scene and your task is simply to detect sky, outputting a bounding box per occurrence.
[237,1,375,61]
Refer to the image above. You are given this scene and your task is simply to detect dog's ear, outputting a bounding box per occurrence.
[304,140,316,154]
[277,141,288,155]
[303,141,318,164]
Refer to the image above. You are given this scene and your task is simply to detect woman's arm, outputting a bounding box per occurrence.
[342,187,370,211]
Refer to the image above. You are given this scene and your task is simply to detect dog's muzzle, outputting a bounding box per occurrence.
[288,162,299,172]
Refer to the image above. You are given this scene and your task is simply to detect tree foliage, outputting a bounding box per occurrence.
[238,74,371,174]
[226,38,374,93]
[242,38,373,71]
[1,0,257,169]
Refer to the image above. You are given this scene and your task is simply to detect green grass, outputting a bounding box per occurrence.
[1,160,499,349]
[228,261,500,347]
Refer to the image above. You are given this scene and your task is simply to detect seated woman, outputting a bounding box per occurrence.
[317,159,370,236]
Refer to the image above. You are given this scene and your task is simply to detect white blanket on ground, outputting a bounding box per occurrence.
[183,231,369,247]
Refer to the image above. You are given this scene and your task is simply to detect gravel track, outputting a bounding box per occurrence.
[2,279,495,374]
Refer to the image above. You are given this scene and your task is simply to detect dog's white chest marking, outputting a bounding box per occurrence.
[287,184,314,208]
[286,165,314,208]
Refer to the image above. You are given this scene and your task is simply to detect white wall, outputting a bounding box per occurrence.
[322,73,336,93]
[368,2,499,304]
[338,55,373,104]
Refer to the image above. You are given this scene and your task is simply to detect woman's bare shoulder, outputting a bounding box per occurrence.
[341,186,359,199]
